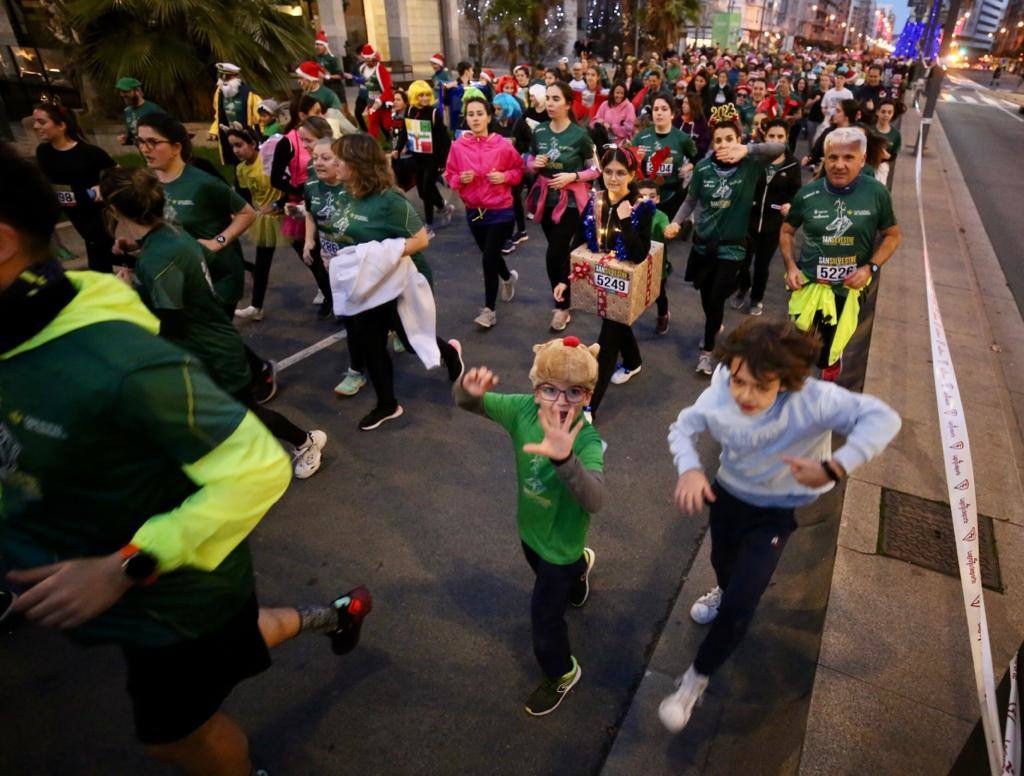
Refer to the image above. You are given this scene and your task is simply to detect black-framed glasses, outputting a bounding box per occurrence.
[134,138,172,150]
[537,384,588,404]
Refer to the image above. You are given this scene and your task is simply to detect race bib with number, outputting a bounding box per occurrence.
[594,264,630,297]
[319,237,342,258]
[53,185,76,207]
[816,255,857,282]
[405,118,433,154]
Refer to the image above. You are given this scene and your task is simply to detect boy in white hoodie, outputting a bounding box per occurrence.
[660,318,900,732]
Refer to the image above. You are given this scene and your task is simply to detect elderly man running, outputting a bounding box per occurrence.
[780,126,901,381]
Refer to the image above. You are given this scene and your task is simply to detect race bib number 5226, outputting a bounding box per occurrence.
[816,256,857,282]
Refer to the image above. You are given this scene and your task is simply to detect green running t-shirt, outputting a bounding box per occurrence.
[530,122,595,209]
[690,155,769,261]
[631,126,697,198]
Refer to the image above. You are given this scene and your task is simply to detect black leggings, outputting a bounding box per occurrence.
[693,482,796,677]
[694,252,742,351]
[540,208,580,311]
[511,182,526,233]
[244,247,274,309]
[355,94,368,131]
[413,156,445,225]
[522,541,588,678]
[736,231,780,305]
[83,233,116,274]
[468,219,514,308]
[591,319,641,416]
[233,389,307,448]
[297,241,334,302]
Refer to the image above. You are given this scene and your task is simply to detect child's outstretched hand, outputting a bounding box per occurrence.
[782,456,845,487]
[462,367,499,398]
[674,469,715,515]
[523,403,582,461]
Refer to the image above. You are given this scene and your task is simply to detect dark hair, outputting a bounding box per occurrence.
[876,97,905,119]
[714,318,821,391]
[226,126,259,147]
[609,80,627,105]
[99,167,165,226]
[32,103,87,144]
[711,121,741,141]
[762,118,789,136]
[599,145,640,172]
[137,112,192,161]
[650,91,677,117]
[0,142,60,255]
[547,81,575,117]
[301,115,334,139]
[338,132,394,198]
[456,61,473,77]
[749,76,767,86]
[545,67,559,79]
[682,90,704,119]
[463,95,493,116]
[837,98,860,123]
[393,88,408,106]
[636,179,659,192]
[299,94,324,116]
[868,64,883,74]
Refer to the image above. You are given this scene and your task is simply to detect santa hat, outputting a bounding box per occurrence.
[513,63,530,76]
[295,61,326,82]
[315,31,331,54]
[430,53,445,67]
[480,68,495,84]
[360,44,380,61]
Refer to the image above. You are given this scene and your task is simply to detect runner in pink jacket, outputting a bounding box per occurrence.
[444,95,526,329]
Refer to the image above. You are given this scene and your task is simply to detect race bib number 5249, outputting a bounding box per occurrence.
[594,265,630,296]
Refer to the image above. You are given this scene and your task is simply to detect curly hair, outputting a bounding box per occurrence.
[714,318,821,391]
[338,133,394,198]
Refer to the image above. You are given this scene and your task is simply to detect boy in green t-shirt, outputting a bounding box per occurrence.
[454,336,606,716]
[637,180,678,335]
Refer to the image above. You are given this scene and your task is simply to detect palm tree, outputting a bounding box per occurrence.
[49,0,310,119]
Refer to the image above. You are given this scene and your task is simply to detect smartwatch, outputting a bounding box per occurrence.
[869,261,879,274]
[214,234,227,246]
[119,544,158,585]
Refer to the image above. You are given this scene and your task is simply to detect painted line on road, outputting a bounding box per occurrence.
[276,330,347,372]
[958,94,979,104]
[990,99,1024,124]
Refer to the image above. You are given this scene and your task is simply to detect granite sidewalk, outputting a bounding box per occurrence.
[599,108,1024,775]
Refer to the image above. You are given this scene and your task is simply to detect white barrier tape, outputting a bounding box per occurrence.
[1003,656,1020,775]
[914,123,1004,775]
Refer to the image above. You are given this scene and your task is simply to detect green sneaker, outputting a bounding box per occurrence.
[390,331,406,354]
[525,657,581,716]
[334,369,367,397]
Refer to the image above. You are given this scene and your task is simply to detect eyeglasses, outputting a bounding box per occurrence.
[134,138,172,150]
[537,384,589,404]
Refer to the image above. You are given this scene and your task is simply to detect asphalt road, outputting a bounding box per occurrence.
[1,181,802,774]
[938,70,1024,315]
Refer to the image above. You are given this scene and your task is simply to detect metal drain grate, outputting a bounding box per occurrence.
[878,488,1002,592]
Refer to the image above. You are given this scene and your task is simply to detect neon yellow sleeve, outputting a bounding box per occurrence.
[209,89,219,136]
[130,411,291,573]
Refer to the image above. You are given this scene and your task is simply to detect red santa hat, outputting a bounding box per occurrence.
[480,68,495,84]
[430,53,445,67]
[360,44,380,61]
[315,30,331,54]
[513,63,530,76]
[295,61,326,82]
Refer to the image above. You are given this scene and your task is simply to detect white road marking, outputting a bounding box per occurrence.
[276,330,347,372]
[958,94,979,104]
[942,93,955,101]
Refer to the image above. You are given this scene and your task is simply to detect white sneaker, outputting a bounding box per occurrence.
[610,364,642,385]
[690,586,723,624]
[500,269,519,303]
[313,291,325,305]
[696,350,714,376]
[235,305,264,321]
[658,665,710,733]
[730,291,747,310]
[293,430,327,479]
[474,307,497,328]
[550,309,571,332]
[750,302,764,316]
[440,202,456,227]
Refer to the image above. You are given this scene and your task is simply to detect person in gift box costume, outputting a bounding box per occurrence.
[554,146,653,422]
[453,336,605,716]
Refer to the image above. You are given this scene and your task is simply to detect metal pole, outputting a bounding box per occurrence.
[634,0,641,57]
[917,0,960,150]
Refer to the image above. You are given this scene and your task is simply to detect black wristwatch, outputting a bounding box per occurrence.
[214,234,227,246]
[119,545,158,584]
[869,261,879,274]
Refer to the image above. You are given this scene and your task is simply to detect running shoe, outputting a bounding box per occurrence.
[501,239,517,255]
[334,369,367,397]
[328,585,373,655]
[690,586,723,624]
[750,302,764,317]
[293,431,327,479]
[313,291,325,305]
[525,657,582,716]
[512,230,529,245]
[656,312,671,335]
[235,306,264,321]
[253,361,278,404]
[391,332,406,354]
[426,227,437,240]
[730,291,747,310]
[569,548,596,608]
[658,665,709,733]
[821,358,843,382]
[359,405,404,431]
[696,350,714,376]
[500,270,519,303]
[440,202,456,227]
[474,307,497,329]
[446,339,465,382]
[611,364,642,385]
[550,309,571,332]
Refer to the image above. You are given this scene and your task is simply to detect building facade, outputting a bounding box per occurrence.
[957,0,1011,52]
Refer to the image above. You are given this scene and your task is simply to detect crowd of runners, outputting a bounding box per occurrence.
[0,31,915,775]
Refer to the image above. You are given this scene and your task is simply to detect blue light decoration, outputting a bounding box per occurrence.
[894,20,942,59]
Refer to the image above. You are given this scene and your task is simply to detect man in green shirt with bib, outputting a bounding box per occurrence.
[116,77,163,147]
[781,126,901,381]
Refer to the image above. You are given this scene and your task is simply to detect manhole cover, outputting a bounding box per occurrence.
[879,488,1002,592]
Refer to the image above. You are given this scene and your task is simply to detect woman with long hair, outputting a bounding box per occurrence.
[100,166,327,478]
[572,65,609,126]
[554,146,654,422]
[32,103,117,272]
[311,134,465,430]
[593,81,636,144]
[631,92,698,219]
[444,96,525,328]
[491,92,533,251]
[677,92,710,157]
[527,81,599,332]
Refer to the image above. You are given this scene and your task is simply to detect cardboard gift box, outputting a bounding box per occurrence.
[569,241,664,326]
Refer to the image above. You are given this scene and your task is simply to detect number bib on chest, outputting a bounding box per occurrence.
[593,264,630,296]
[53,184,76,207]
[319,237,342,258]
[816,255,857,282]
